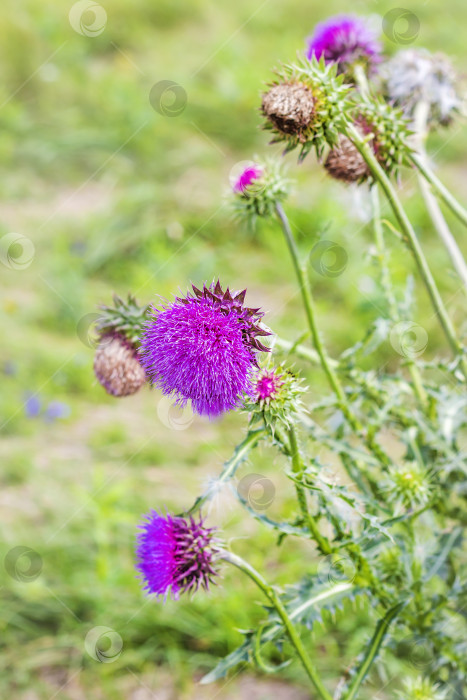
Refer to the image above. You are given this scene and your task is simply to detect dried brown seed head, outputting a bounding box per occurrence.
[94,334,146,397]
[261,81,314,140]
[324,134,370,183]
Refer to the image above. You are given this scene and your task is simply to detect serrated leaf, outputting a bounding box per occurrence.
[201,578,359,684]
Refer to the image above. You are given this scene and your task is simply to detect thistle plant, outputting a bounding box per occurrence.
[92,12,467,700]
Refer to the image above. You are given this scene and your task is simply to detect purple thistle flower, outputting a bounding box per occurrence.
[306,15,382,75]
[140,281,271,417]
[232,164,263,194]
[136,511,220,599]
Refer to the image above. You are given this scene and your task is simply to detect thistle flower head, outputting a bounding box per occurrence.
[383,462,434,509]
[261,57,352,161]
[262,81,315,139]
[324,134,370,183]
[93,333,147,397]
[382,49,462,127]
[245,365,306,431]
[136,511,220,599]
[306,15,382,78]
[93,294,149,397]
[230,158,291,224]
[140,281,272,417]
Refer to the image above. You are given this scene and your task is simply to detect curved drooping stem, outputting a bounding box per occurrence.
[346,123,467,379]
[412,101,467,293]
[411,150,467,230]
[222,550,333,700]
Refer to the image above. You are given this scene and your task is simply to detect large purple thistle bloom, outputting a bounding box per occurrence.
[136,511,219,599]
[140,281,271,417]
[306,15,382,74]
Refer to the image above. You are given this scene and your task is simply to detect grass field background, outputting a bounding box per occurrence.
[1,1,467,697]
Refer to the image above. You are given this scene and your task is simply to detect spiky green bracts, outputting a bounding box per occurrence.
[261,56,353,162]
[93,294,149,397]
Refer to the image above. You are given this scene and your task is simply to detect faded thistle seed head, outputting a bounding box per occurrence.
[261,56,352,161]
[93,294,149,397]
[382,49,463,128]
[94,334,147,397]
[244,365,306,431]
[324,134,370,183]
[230,158,291,225]
[261,82,315,139]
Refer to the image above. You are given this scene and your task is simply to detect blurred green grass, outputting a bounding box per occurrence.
[1,0,467,697]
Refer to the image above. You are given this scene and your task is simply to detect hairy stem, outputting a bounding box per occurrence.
[288,425,333,554]
[223,551,333,700]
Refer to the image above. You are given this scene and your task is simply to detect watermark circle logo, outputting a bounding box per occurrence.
[157,396,194,431]
[390,321,428,359]
[149,81,187,117]
[0,233,35,270]
[383,8,420,45]
[76,312,109,349]
[237,473,275,511]
[310,240,348,278]
[317,554,357,585]
[69,1,107,37]
[85,626,123,663]
[4,546,43,582]
[400,635,435,670]
[229,161,265,198]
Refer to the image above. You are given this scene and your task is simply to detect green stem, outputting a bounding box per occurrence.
[346,123,467,378]
[222,551,333,700]
[353,63,371,102]
[343,601,406,700]
[275,202,391,466]
[184,428,265,515]
[288,425,333,554]
[275,201,344,403]
[370,184,427,408]
[411,150,467,230]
